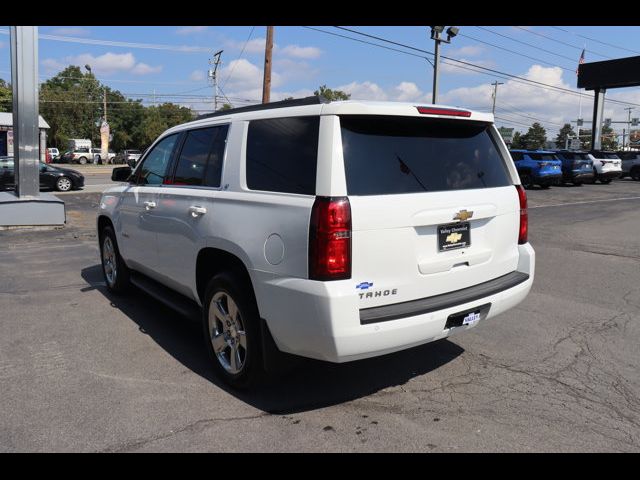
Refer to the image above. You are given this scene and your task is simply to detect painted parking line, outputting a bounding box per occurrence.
[530,195,640,209]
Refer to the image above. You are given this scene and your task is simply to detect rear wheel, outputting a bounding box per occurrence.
[631,167,640,181]
[519,172,533,189]
[202,271,263,389]
[78,156,87,165]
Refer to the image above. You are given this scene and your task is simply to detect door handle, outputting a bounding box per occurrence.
[189,206,207,217]
[143,201,156,210]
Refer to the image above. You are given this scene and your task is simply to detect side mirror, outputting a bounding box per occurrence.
[112,166,132,182]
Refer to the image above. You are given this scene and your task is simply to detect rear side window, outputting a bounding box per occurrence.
[172,125,229,187]
[341,116,512,195]
[246,116,319,195]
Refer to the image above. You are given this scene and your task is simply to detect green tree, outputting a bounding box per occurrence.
[521,122,547,150]
[601,124,618,150]
[555,123,576,149]
[0,79,11,112]
[511,131,524,149]
[314,84,350,101]
[218,103,233,111]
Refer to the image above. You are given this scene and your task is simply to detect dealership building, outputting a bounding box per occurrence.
[0,112,50,161]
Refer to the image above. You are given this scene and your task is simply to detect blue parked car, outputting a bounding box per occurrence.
[509,150,563,189]
[552,150,595,186]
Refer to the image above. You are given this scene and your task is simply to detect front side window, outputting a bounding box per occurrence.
[246,116,319,195]
[135,134,178,185]
[172,125,229,187]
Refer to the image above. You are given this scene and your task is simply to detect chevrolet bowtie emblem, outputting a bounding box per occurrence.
[446,232,463,243]
[454,209,474,222]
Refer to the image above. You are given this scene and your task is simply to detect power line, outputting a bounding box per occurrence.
[511,26,612,60]
[0,28,210,53]
[457,31,576,73]
[318,26,640,109]
[551,26,640,56]
[474,26,579,63]
[222,26,256,90]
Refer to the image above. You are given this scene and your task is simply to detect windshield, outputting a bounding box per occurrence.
[340,115,512,195]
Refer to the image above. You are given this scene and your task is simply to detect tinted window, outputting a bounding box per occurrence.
[172,125,228,187]
[510,152,524,161]
[341,116,511,195]
[246,116,319,195]
[135,134,178,185]
[528,153,558,161]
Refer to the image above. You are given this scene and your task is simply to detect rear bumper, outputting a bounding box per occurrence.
[255,243,535,363]
[597,170,621,180]
[564,171,593,182]
[536,173,562,185]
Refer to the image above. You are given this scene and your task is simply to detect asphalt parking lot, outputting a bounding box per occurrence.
[1,180,639,452]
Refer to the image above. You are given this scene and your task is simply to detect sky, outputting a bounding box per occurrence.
[1,25,640,139]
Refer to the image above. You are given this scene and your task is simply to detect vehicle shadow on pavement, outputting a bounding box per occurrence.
[82,264,464,414]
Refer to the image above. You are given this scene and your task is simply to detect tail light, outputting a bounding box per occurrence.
[309,197,351,280]
[516,185,528,244]
[416,106,472,117]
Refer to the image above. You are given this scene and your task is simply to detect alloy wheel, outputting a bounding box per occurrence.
[208,291,247,375]
[102,236,117,287]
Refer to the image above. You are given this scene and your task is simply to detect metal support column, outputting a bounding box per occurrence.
[11,26,40,197]
[591,87,606,151]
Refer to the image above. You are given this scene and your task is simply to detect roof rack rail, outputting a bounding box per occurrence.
[196,95,330,120]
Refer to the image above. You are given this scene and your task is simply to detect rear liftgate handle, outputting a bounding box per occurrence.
[189,206,207,218]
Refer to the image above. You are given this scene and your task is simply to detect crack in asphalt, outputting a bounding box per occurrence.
[98,412,272,453]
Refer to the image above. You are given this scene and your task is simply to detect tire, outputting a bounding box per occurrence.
[520,172,533,189]
[202,271,264,389]
[592,168,599,184]
[539,184,551,189]
[631,167,640,181]
[55,176,73,192]
[78,156,87,165]
[572,180,583,186]
[99,226,130,294]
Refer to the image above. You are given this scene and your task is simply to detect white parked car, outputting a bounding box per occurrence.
[617,151,640,180]
[97,98,535,388]
[587,150,622,184]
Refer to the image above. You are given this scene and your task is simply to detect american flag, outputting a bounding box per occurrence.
[576,49,585,76]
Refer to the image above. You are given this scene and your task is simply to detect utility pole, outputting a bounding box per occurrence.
[262,26,274,104]
[491,81,504,114]
[103,88,107,123]
[625,107,634,150]
[209,50,223,111]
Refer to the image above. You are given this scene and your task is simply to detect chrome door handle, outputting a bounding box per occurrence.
[143,201,156,210]
[189,206,207,217]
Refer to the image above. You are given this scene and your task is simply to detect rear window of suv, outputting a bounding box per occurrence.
[340,115,511,195]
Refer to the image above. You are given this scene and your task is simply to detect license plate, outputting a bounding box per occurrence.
[437,222,470,252]
[445,304,491,329]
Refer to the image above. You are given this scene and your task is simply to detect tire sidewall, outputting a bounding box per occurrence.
[100,226,129,293]
[202,272,262,389]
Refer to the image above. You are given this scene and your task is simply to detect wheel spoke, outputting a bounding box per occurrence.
[237,331,247,350]
[211,333,227,354]
[229,344,239,372]
[227,296,239,323]
[213,299,228,324]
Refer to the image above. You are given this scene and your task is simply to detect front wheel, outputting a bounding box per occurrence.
[203,272,264,389]
[55,176,73,192]
[78,156,87,165]
[100,226,130,293]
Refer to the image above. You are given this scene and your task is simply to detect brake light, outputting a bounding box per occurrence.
[309,197,352,281]
[416,106,472,117]
[516,185,528,244]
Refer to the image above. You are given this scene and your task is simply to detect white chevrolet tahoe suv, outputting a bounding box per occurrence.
[98,97,535,388]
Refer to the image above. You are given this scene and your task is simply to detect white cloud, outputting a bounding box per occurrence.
[440,58,497,75]
[335,81,430,103]
[176,26,208,35]
[190,70,205,82]
[448,45,484,57]
[224,37,267,54]
[131,62,163,75]
[51,27,91,37]
[220,58,283,91]
[42,52,162,77]
[279,45,322,59]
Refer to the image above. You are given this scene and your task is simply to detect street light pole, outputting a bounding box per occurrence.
[430,26,458,105]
